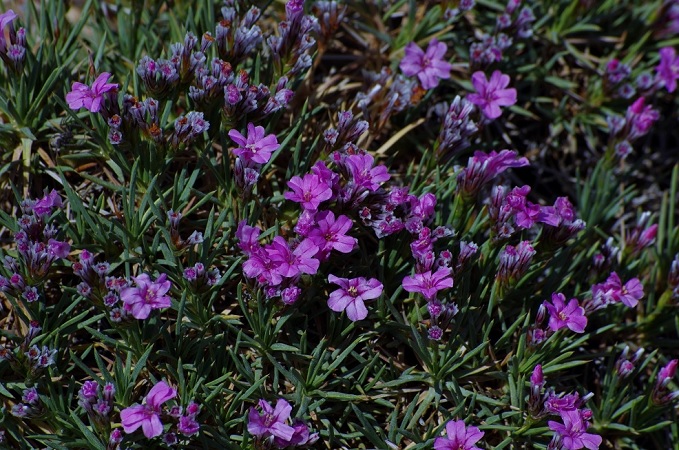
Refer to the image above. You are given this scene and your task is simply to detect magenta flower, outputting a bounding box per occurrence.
[434,420,485,450]
[228,123,280,164]
[467,70,517,119]
[400,38,452,89]
[548,410,602,450]
[327,275,383,321]
[308,211,357,255]
[33,189,63,216]
[66,72,118,113]
[657,47,679,93]
[120,273,172,319]
[268,237,320,277]
[284,174,333,211]
[544,293,587,333]
[247,398,295,442]
[606,272,644,308]
[0,10,18,53]
[120,381,177,438]
[344,153,391,191]
[402,267,454,301]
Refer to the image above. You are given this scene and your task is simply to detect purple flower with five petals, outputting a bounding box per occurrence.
[543,293,587,333]
[284,174,333,211]
[327,275,383,321]
[120,273,172,319]
[247,398,295,442]
[308,211,357,255]
[66,72,118,113]
[434,419,485,450]
[228,123,280,164]
[120,381,177,439]
[400,38,452,89]
[402,267,454,301]
[548,409,602,450]
[467,70,517,119]
[656,47,679,93]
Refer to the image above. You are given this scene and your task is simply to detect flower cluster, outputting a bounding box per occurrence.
[11,387,43,419]
[78,380,116,429]
[0,9,27,73]
[0,190,70,300]
[527,366,602,450]
[247,398,317,448]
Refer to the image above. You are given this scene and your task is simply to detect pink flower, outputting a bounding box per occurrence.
[284,174,333,211]
[605,272,644,308]
[120,381,177,438]
[268,237,320,277]
[247,399,295,442]
[0,10,18,53]
[467,70,517,119]
[33,189,63,216]
[120,273,172,319]
[543,293,587,333]
[548,410,602,450]
[656,47,679,93]
[402,267,454,301]
[308,211,357,255]
[228,123,280,164]
[327,275,383,321]
[66,72,118,113]
[400,38,452,89]
[344,153,390,191]
[434,420,485,450]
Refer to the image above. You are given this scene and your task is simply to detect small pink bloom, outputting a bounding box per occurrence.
[467,70,517,119]
[434,419,485,450]
[327,275,383,321]
[247,399,295,441]
[400,38,452,90]
[402,267,454,301]
[120,273,172,319]
[284,174,333,211]
[228,123,280,164]
[657,47,679,93]
[120,381,177,438]
[544,293,587,333]
[66,72,118,113]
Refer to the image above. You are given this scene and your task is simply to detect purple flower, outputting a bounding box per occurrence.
[400,38,452,89]
[120,381,177,438]
[247,399,295,442]
[0,10,18,53]
[402,267,454,301]
[268,237,320,277]
[543,293,587,333]
[284,174,333,211]
[66,72,118,113]
[657,47,679,93]
[327,275,383,321]
[548,410,602,450]
[605,272,644,308]
[120,273,172,319]
[344,153,390,191]
[308,211,357,255]
[33,189,63,216]
[467,70,517,119]
[228,123,280,164]
[456,150,529,197]
[434,420,485,450]
[178,415,200,436]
